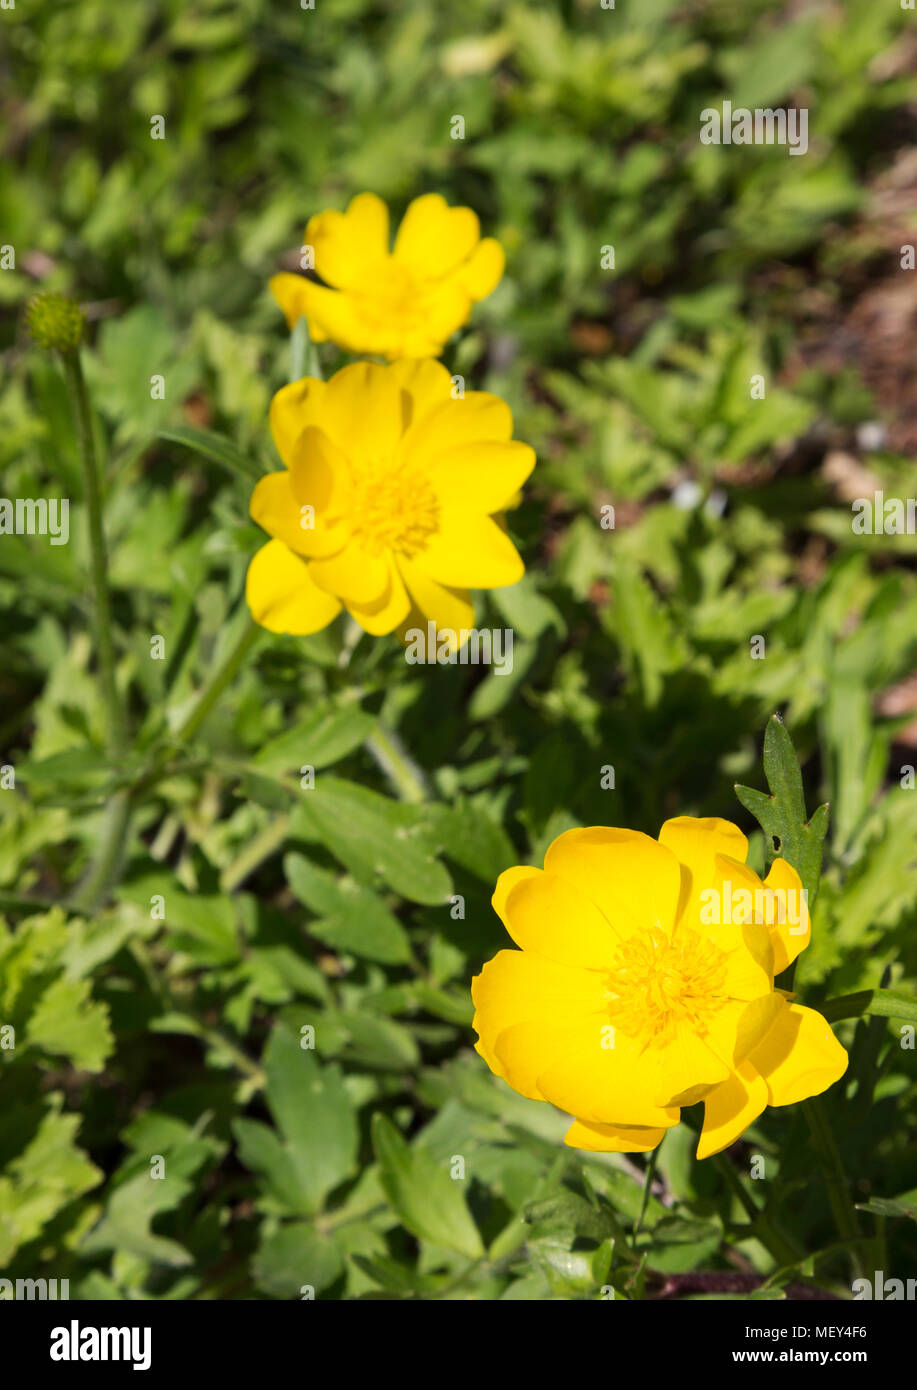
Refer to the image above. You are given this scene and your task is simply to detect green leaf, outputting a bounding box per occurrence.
[26,976,113,1072]
[734,713,829,904]
[254,707,375,777]
[158,425,266,483]
[284,853,413,965]
[0,1099,102,1264]
[371,1113,484,1258]
[81,1169,194,1268]
[821,988,917,1026]
[252,1222,345,1297]
[239,1023,358,1215]
[855,1197,917,1224]
[291,777,452,906]
[428,799,517,882]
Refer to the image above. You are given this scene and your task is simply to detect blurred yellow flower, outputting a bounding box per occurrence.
[246,359,534,642]
[472,817,848,1158]
[269,192,505,360]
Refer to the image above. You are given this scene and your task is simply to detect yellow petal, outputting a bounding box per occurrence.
[249,472,320,558]
[543,827,683,938]
[401,390,513,463]
[387,358,455,425]
[269,273,313,332]
[414,513,524,588]
[654,1023,731,1107]
[305,191,390,290]
[294,278,400,356]
[565,1118,671,1154]
[321,361,404,459]
[764,858,811,974]
[418,277,476,350]
[705,992,786,1070]
[396,555,474,641]
[660,815,748,923]
[285,425,353,557]
[748,1002,848,1107]
[531,1028,682,1128]
[428,441,535,515]
[308,542,390,605]
[690,855,775,1001]
[245,539,342,635]
[251,435,352,561]
[493,1018,611,1102]
[471,949,607,1084]
[458,237,505,301]
[344,551,411,636]
[269,377,328,465]
[393,193,480,278]
[696,1059,769,1159]
[492,867,620,969]
[659,816,749,877]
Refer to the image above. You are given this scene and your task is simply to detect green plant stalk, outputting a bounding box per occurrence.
[71,788,132,914]
[633,1135,663,1241]
[803,1097,863,1277]
[219,814,290,892]
[61,350,127,759]
[175,616,262,745]
[365,724,428,803]
[711,1153,801,1269]
[60,348,134,912]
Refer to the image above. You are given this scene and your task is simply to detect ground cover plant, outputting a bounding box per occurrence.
[1,0,916,1304]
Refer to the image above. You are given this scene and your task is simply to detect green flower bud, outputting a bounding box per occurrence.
[25,292,86,352]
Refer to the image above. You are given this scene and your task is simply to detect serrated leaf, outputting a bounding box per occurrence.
[734,713,829,904]
[26,976,113,1072]
[239,1023,358,1215]
[284,853,412,964]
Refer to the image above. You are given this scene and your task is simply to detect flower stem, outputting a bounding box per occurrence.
[711,1153,801,1269]
[366,724,428,803]
[71,787,132,914]
[219,814,291,893]
[60,347,133,913]
[803,1097,863,1276]
[633,1136,663,1240]
[175,615,262,745]
[61,350,127,759]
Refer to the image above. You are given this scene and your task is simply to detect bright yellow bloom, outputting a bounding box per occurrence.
[246,359,534,642]
[472,817,848,1158]
[269,192,505,360]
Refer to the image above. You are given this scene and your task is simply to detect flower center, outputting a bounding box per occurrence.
[351,260,433,335]
[348,460,440,558]
[604,927,728,1048]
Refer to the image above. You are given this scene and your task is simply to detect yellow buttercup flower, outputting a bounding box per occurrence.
[270,192,505,360]
[246,359,534,642]
[472,817,848,1158]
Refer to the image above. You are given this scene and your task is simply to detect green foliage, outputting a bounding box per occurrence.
[735,714,830,905]
[1,0,916,1302]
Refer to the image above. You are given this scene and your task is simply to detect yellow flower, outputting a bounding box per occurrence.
[472,817,848,1158]
[269,192,505,360]
[246,359,534,642]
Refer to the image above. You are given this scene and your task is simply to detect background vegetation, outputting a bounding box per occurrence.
[1,0,916,1299]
